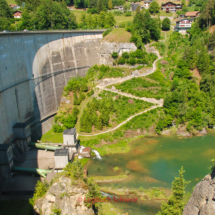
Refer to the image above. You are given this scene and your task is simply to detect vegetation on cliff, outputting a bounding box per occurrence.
[157,167,190,215]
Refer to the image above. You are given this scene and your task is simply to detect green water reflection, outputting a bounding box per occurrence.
[87,132,215,214]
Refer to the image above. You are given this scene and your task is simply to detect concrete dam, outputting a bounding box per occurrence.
[0,30,104,144]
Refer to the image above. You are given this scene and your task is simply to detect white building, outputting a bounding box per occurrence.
[175,19,192,34]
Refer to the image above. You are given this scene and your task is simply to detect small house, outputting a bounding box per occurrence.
[144,0,154,9]
[175,19,192,34]
[79,147,91,158]
[119,5,123,10]
[13,10,22,18]
[161,2,182,12]
[63,128,76,146]
[130,3,141,12]
[54,148,69,170]
[185,11,200,21]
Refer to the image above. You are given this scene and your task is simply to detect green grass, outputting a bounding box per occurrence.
[6,0,16,5]
[73,11,87,23]
[188,4,196,12]
[98,202,121,215]
[115,15,134,25]
[40,129,63,143]
[159,10,174,17]
[112,75,166,100]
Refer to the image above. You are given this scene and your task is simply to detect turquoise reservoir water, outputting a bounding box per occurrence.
[87,132,215,214]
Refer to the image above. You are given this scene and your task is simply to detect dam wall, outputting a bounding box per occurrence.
[0,30,104,143]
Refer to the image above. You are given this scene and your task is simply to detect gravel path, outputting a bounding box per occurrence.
[78,33,167,137]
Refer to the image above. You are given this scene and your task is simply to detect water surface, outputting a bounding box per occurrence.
[87,132,215,213]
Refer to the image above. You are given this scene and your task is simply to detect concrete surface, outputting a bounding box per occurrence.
[1,149,55,199]
[0,30,103,143]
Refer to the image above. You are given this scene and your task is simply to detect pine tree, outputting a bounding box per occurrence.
[157,167,190,215]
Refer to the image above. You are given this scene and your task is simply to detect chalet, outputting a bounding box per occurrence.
[13,10,22,18]
[185,11,200,21]
[119,5,124,10]
[10,4,20,10]
[130,3,141,11]
[144,0,154,9]
[175,19,192,34]
[161,2,182,12]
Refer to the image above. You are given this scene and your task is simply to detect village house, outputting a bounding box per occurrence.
[130,3,141,11]
[10,4,20,10]
[13,10,22,18]
[161,1,182,12]
[144,0,154,9]
[185,11,200,21]
[175,18,192,34]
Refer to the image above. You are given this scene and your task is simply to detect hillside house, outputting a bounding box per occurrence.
[10,4,20,10]
[13,11,22,18]
[130,3,141,11]
[144,0,154,9]
[175,19,192,34]
[185,11,200,21]
[161,2,182,12]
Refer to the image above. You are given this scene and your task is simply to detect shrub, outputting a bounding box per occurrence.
[29,180,49,206]
[112,52,118,59]
[122,52,129,59]
[118,57,125,65]
[125,11,131,16]
[162,18,170,31]
[103,28,113,37]
[113,166,119,172]
[128,57,136,65]
[52,124,64,133]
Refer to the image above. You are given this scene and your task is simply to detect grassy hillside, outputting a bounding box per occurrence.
[103,28,132,43]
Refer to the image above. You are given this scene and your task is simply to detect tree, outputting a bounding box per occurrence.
[68,12,78,29]
[162,17,170,31]
[108,0,112,9]
[149,1,160,14]
[157,167,190,215]
[123,2,130,12]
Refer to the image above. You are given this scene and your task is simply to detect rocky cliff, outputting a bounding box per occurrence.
[100,41,137,65]
[34,176,94,215]
[183,169,215,215]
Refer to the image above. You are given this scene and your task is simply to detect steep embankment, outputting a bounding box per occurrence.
[183,169,215,215]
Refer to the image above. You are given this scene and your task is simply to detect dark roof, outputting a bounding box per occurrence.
[0,144,12,151]
[13,123,28,128]
[63,128,76,135]
[54,148,68,156]
[130,3,140,11]
[162,1,178,6]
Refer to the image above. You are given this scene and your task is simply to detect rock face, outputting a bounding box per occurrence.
[34,177,94,215]
[100,41,137,65]
[183,169,215,215]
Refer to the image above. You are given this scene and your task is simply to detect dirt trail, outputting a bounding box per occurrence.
[78,33,167,137]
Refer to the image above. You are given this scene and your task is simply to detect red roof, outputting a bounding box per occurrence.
[82,147,91,153]
[185,11,199,17]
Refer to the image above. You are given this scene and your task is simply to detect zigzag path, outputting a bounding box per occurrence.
[78,33,167,138]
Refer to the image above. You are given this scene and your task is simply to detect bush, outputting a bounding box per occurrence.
[52,124,64,133]
[118,57,126,65]
[162,18,170,31]
[128,57,136,65]
[87,7,98,14]
[103,28,113,37]
[125,11,131,16]
[122,52,129,59]
[112,52,118,59]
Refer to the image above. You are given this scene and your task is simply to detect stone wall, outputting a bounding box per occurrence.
[100,41,137,65]
[0,31,103,143]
